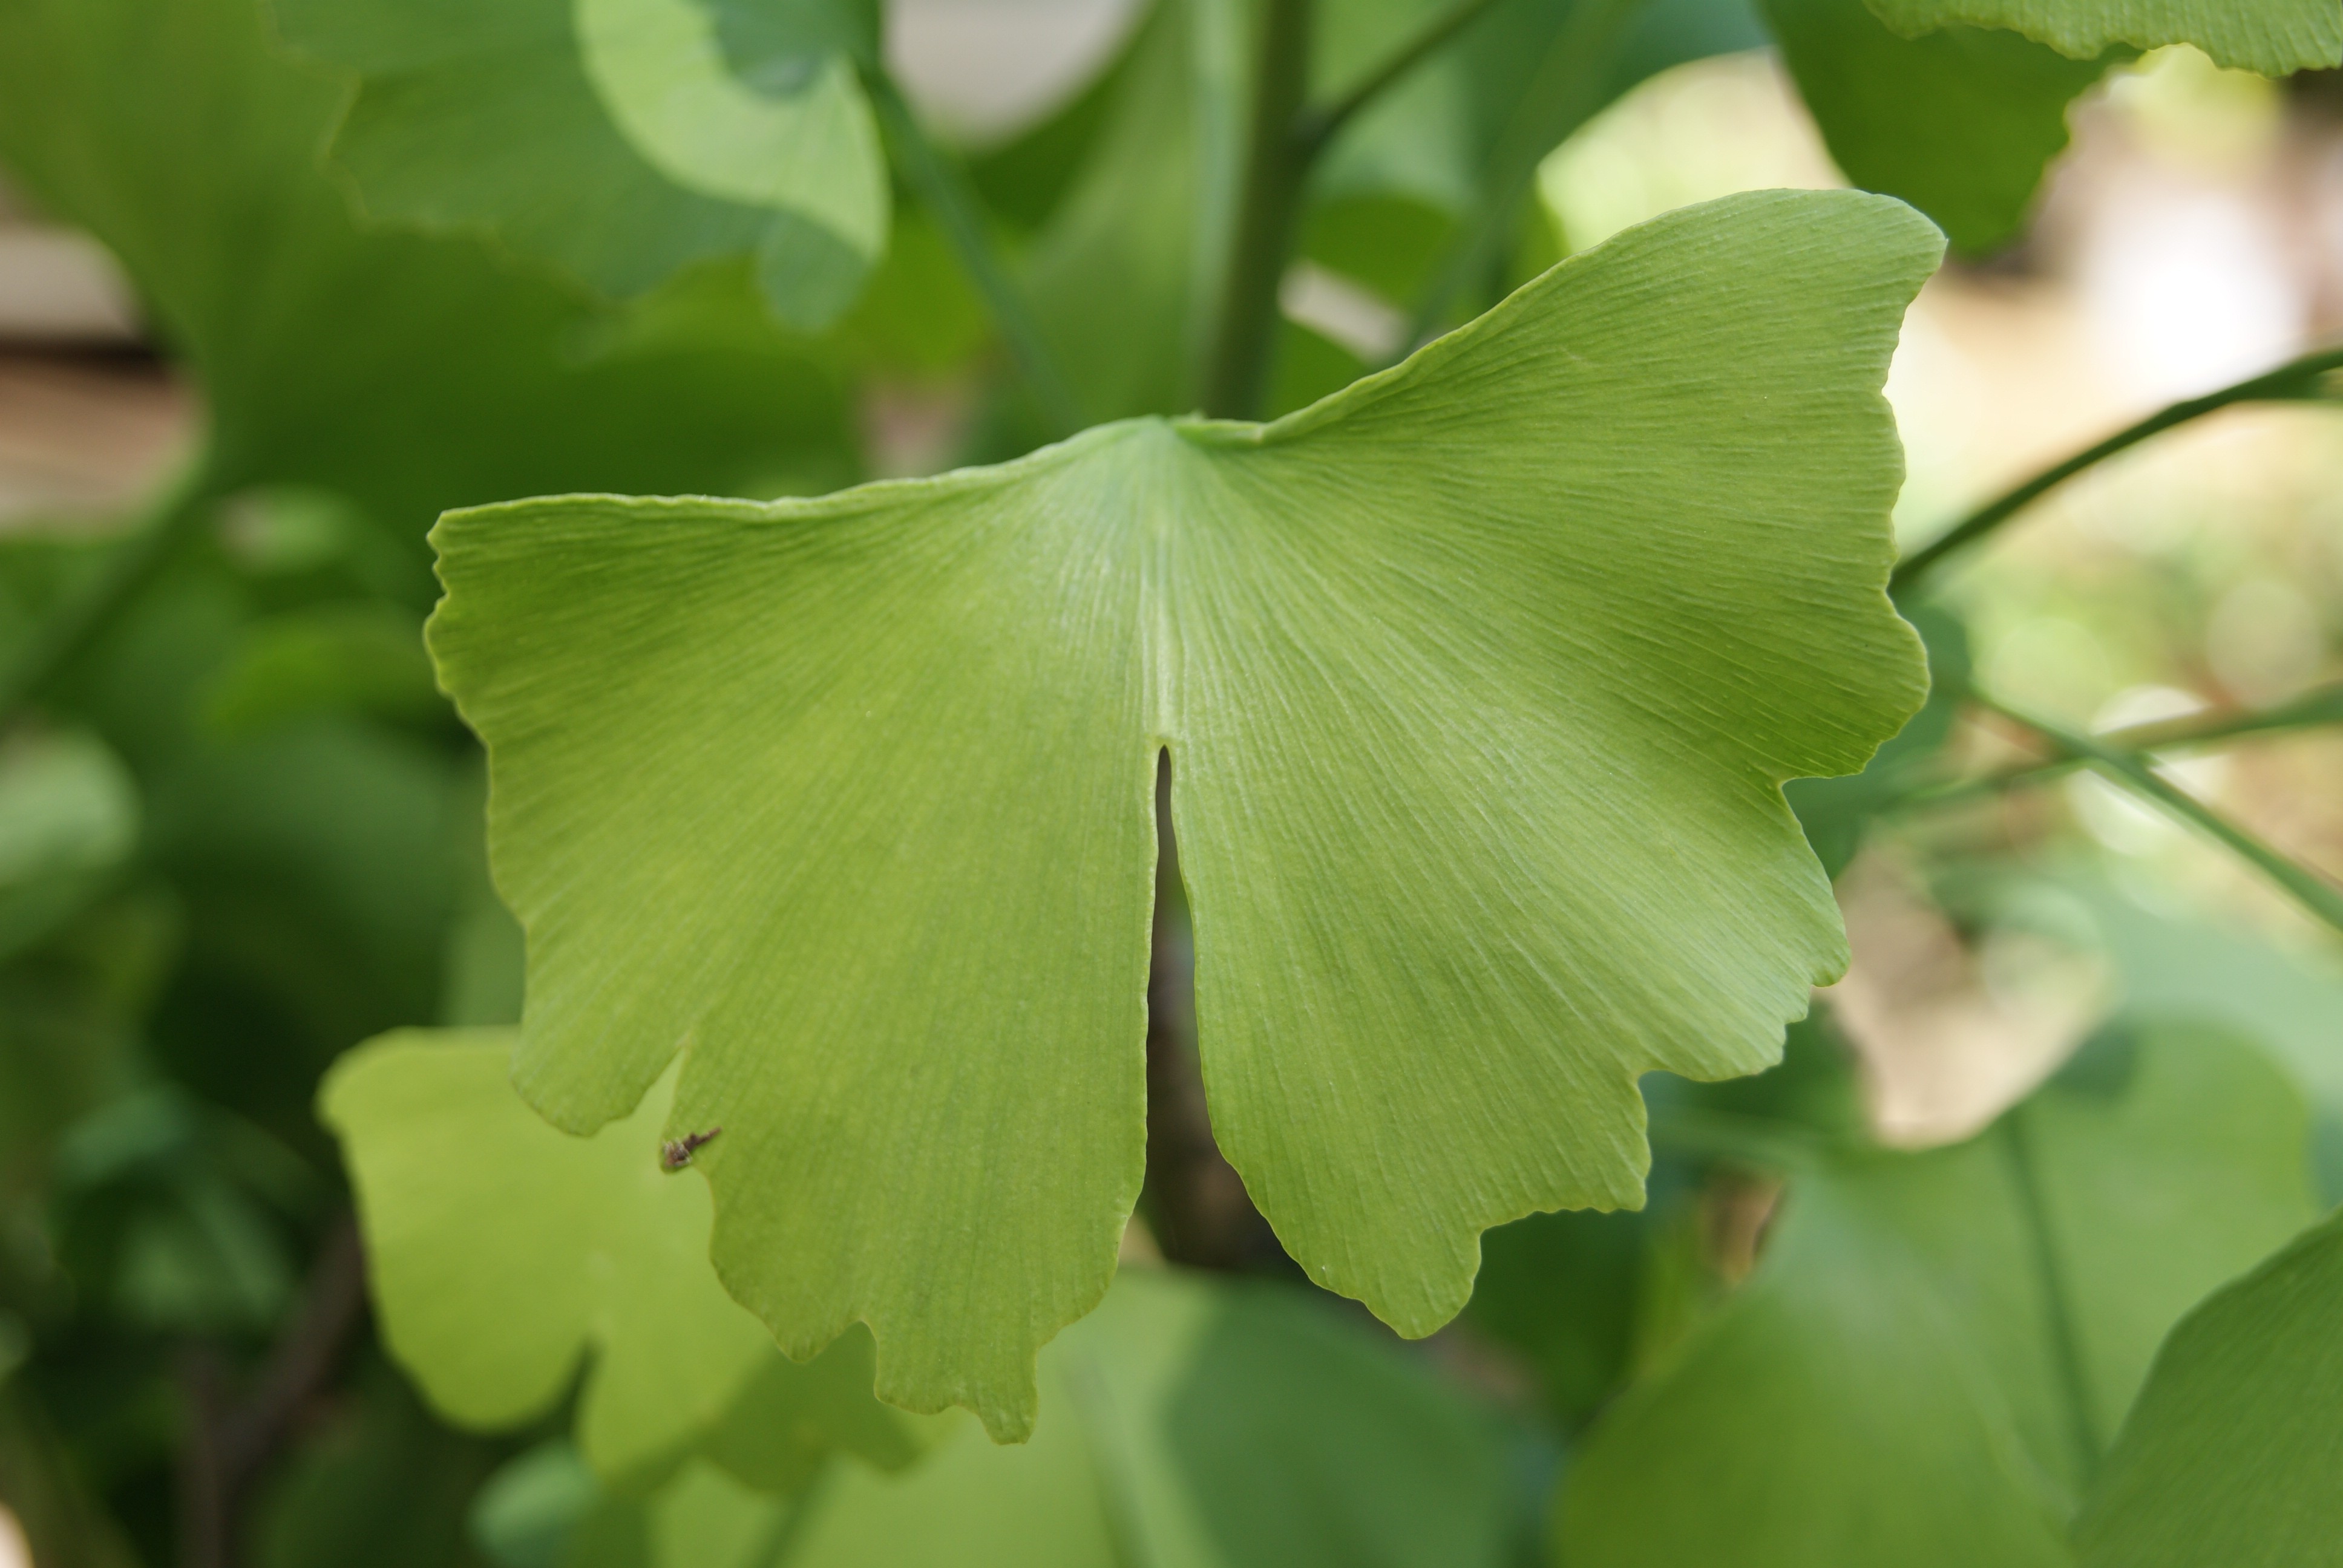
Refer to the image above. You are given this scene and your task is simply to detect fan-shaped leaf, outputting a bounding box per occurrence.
[428,188,1941,1439]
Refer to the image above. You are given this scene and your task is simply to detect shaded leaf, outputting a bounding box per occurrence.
[2075,1204,2343,1568]
[586,1267,1513,1568]
[0,731,139,962]
[1555,1023,2317,1566]
[1860,0,2343,73]
[271,0,888,330]
[428,189,1939,1436]
[321,1028,937,1487]
[1764,0,2117,253]
[0,0,853,547]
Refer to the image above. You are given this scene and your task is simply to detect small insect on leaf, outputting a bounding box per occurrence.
[660,1127,722,1172]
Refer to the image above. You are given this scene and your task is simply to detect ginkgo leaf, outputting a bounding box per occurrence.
[0,0,851,545]
[2075,1206,2343,1568]
[428,188,1942,1440]
[1555,1022,2317,1567]
[1860,0,2342,74]
[269,0,890,330]
[1765,0,2117,253]
[320,1028,939,1486]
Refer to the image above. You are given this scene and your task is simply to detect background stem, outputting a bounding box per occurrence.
[1997,1110,2101,1491]
[1892,345,2343,596]
[864,67,1085,437]
[1201,0,1314,419]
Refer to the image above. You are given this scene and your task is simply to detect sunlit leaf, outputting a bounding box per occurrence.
[321,1028,938,1486]
[428,189,1939,1437]
[2075,1205,2343,1568]
[0,731,140,962]
[1555,1023,2318,1566]
[1860,0,2343,73]
[270,0,888,330]
[1765,0,2116,253]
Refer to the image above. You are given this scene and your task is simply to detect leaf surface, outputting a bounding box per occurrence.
[2075,1205,2343,1568]
[320,1028,935,1485]
[269,0,888,328]
[1555,1023,2318,1566]
[1765,0,2115,253]
[1860,0,2342,73]
[428,188,1941,1439]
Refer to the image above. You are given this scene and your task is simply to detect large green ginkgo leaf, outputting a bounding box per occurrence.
[1765,0,2117,253]
[428,188,1942,1439]
[2075,1206,2343,1567]
[1860,0,2342,73]
[269,0,890,330]
[320,1028,940,1486]
[1555,1023,2318,1567]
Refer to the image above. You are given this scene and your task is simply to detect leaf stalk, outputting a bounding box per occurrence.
[1201,0,1314,419]
[1891,345,2343,596]
[863,67,1086,437]
[1971,691,2343,937]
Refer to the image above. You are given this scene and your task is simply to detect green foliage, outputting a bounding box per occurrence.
[270,0,890,330]
[320,1028,939,1486]
[2076,1204,2343,1567]
[1766,0,2116,253]
[429,188,1937,1437]
[513,1267,1513,1568]
[1860,0,2343,73]
[0,0,853,544]
[1556,1023,2318,1564]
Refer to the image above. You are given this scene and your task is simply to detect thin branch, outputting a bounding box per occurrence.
[1294,0,1507,156]
[1400,0,1643,351]
[1972,692,2343,936]
[1997,1109,2101,1489]
[1896,681,2343,811]
[1200,0,1314,419]
[1892,345,2343,596]
[0,469,216,730]
[862,67,1085,437]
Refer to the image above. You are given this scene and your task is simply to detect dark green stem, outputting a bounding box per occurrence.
[1896,681,2343,811]
[1892,345,2343,596]
[1973,691,2343,936]
[1401,0,1642,351]
[1294,0,1507,155]
[1201,0,1313,419]
[0,470,215,729]
[863,67,1084,437]
[1996,1109,2101,1490]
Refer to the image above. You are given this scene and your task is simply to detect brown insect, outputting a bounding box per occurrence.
[660,1126,722,1171]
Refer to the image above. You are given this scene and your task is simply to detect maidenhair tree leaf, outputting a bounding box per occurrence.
[428,188,1941,1439]
[320,1028,937,1486]
[270,0,889,330]
[0,0,851,546]
[1555,1023,2316,1567]
[576,1267,1512,1568]
[1860,0,2343,74]
[1765,0,2115,253]
[2074,1206,2343,1568]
